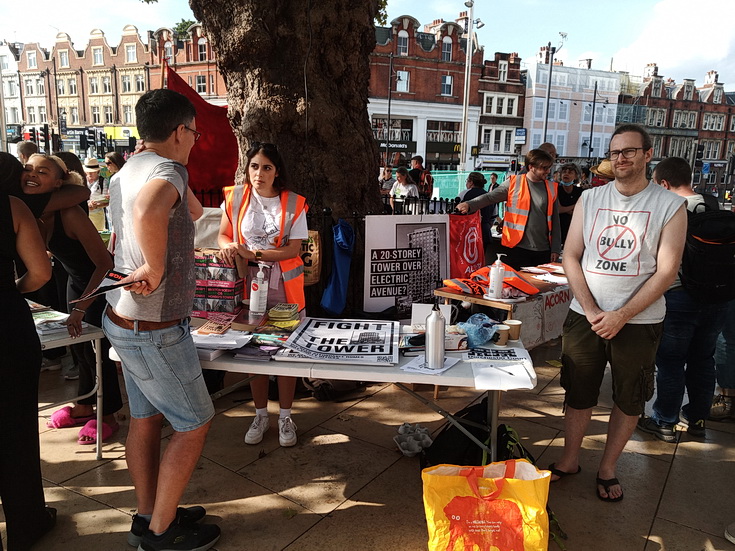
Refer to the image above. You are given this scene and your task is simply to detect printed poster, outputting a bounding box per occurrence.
[283,318,400,364]
[363,214,450,316]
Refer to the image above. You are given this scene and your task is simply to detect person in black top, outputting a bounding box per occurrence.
[458,172,497,264]
[0,192,57,550]
[21,154,121,445]
[558,162,584,245]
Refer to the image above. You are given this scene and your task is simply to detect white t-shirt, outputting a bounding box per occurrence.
[221,189,308,250]
[390,181,418,199]
[570,181,685,324]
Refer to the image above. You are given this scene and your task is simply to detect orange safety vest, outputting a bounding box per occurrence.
[223,184,308,310]
[502,174,557,249]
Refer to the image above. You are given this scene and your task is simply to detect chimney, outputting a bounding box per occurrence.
[579,59,592,69]
[704,70,718,85]
[643,63,658,78]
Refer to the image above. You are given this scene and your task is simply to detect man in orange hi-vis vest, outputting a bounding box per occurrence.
[456,149,560,269]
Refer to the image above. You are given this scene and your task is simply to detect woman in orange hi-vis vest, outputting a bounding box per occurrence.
[455,149,561,270]
[218,142,308,448]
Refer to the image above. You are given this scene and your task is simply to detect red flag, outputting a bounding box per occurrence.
[165,64,239,202]
[449,212,484,278]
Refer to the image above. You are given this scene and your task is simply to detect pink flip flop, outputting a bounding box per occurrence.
[46,406,96,429]
[77,419,120,445]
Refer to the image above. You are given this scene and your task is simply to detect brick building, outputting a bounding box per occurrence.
[368,13,485,170]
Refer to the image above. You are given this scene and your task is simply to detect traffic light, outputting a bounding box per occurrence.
[28,127,37,142]
[510,160,517,173]
[696,144,705,159]
[80,134,88,151]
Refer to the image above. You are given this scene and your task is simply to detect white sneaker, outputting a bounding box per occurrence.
[40,357,62,372]
[278,416,298,447]
[244,415,270,445]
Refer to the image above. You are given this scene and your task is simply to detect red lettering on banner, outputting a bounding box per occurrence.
[545,289,570,308]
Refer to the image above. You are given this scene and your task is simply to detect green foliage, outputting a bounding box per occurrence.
[376,0,388,25]
[173,18,197,38]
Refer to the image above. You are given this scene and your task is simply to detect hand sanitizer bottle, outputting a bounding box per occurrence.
[486,253,506,299]
[249,262,270,315]
[425,302,446,369]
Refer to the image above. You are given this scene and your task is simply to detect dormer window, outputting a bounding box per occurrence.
[441,36,452,62]
[397,31,409,56]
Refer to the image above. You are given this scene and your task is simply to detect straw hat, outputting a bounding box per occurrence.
[83,157,101,172]
[590,159,615,179]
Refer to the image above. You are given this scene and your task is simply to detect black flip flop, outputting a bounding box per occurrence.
[548,463,582,481]
[596,475,624,502]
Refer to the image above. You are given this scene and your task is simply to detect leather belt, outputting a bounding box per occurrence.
[106,306,183,332]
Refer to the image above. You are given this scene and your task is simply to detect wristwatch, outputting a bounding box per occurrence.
[254,250,263,261]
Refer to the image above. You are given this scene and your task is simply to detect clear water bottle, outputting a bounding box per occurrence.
[425,302,445,369]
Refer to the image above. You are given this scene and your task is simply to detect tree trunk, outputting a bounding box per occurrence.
[189,0,383,219]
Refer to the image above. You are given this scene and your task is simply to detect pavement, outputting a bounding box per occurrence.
[6,340,735,550]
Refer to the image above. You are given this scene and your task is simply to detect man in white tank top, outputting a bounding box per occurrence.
[549,125,687,503]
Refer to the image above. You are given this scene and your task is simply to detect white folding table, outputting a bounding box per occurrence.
[38,326,105,460]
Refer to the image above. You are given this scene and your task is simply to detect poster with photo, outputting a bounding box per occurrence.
[283,318,400,364]
[363,214,450,316]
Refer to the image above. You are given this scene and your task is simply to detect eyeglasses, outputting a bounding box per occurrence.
[607,147,644,160]
[183,126,201,142]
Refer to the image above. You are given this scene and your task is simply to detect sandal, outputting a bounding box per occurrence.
[77,419,120,445]
[46,406,95,429]
[548,463,581,482]
[596,475,624,502]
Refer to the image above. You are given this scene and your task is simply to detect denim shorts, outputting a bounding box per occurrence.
[560,310,663,416]
[102,313,215,432]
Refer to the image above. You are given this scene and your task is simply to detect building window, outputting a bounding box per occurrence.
[121,75,131,93]
[507,97,515,116]
[484,96,493,114]
[395,70,409,93]
[652,80,662,97]
[583,103,592,122]
[440,75,452,96]
[25,79,34,95]
[27,51,37,69]
[0,55,7,70]
[684,84,693,101]
[39,106,46,123]
[7,80,16,96]
[104,105,113,123]
[210,74,214,93]
[10,107,19,123]
[534,99,544,120]
[496,97,504,115]
[498,60,508,82]
[532,132,541,150]
[504,130,512,152]
[124,105,133,124]
[135,74,145,92]
[730,116,735,133]
[548,101,556,120]
[164,41,174,61]
[27,106,36,123]
[103,76,111,93]
[196,75,206,93]
[93,47,103,65]
[555,134,565,156]
[482,128,492,145]
[493,130,501,152]
[606,105,615,124]
[558,100,567,121]
[126,44,137,63]
[397,31,409,56]
[655,110,664,127]
[90,77,99,94]
[57,79,66,95]
[441,37,452,62]
[59,50,69,67]
[71,106,79,124]
[92,106,100,124]
[198,38,207,61]
[688,112,696,128]
[68,78,77,95]
[714,88,723,104]
[36,78,44,95]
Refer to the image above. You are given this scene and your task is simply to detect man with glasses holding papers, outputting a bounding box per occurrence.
[549,124,687,503]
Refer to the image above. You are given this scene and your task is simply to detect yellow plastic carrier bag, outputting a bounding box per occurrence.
[422,459,551,551]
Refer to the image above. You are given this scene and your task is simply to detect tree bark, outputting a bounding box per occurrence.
[189,0,383,219]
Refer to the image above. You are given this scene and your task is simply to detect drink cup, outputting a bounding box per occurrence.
[495,324,510,347]
[505,319,522,341]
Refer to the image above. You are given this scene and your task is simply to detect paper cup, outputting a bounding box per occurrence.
[495,324,510,347]
[505,319,522,341]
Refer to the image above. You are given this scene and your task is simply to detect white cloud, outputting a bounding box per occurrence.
[612,0,735,83]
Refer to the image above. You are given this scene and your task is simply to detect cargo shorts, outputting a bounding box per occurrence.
[560,310,663,416]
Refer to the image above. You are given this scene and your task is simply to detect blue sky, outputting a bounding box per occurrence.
[3,0,735,87]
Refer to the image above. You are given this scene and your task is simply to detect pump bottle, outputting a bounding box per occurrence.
[249,262,270,315]
[425,302,446,369]
[486,253,506,299]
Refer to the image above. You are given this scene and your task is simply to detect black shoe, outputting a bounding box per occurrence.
[138,518,220,551]
[679,410,706,438]
[637,416,677,443]
[128,506,207,547]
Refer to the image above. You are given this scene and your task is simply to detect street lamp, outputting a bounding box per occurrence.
[384,52,402,166]
[585,82,608,160]
[541,32,567,143]
[460,0,483,171]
